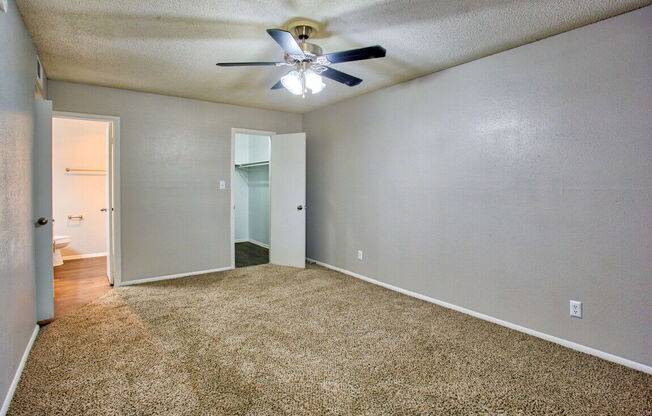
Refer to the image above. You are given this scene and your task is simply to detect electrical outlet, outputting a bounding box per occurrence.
[219,180,226,190]
[570,300,582,318]
[357,250,363,261]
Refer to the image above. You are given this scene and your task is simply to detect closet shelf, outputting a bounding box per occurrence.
[66,168,106,173]
[235,161,269,168]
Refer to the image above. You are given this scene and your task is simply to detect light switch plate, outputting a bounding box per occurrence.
[1,0,8,13]
[219,180,226,190]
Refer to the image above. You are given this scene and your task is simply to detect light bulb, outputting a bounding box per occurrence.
[281,71,303,95]
[305,70,325,94]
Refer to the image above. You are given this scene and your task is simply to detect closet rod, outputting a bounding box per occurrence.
[235,161,269,168]
[66,168,106,173]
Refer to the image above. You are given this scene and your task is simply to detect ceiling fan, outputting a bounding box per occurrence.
[217,23,386,97]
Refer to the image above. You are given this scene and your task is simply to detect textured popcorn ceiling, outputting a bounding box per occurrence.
[16,0,651,113]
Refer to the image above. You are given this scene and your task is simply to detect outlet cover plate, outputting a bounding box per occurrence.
[570,300,582,318]
[357,250,363,261]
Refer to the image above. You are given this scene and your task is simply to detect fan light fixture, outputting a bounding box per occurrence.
[305,70,325,94]
[216,24,387,97]
[281,69,326,96]
[281,71,303,95]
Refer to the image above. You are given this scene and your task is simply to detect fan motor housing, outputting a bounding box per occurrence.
[285,42,323,64]
[299,42,322,57]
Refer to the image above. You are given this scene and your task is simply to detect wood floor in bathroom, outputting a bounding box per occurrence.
[51,256,112,321]
[46,248,266,325]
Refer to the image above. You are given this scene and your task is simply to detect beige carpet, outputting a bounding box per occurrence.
[9,264,651,415]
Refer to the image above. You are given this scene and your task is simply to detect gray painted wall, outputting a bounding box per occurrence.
[48,81,301,283]
[0,0,38,405]
[303,7,652,365]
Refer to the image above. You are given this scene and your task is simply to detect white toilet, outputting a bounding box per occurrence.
[53,235,71,266]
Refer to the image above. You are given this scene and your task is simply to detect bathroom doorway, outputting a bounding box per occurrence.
[232,130,272,268]
[46,112,120,320]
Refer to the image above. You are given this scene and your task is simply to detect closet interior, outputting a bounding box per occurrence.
[234,133,271,267]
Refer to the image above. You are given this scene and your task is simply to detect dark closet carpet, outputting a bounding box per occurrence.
[9,264,651,415]
[235,241,269,268]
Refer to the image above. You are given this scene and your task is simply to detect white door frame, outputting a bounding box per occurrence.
[53,111,122,286]
[230,128,275,268]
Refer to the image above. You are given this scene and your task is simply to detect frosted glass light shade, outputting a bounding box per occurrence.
[305,70,325,94]
[281,71,303,95]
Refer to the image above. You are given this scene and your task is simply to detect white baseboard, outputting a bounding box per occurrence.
[1,325,39,416]
[248,239,270,249]
[234,238,248,243]
[63,252,107,260]
[307,258,652,375]
[119,266,233,286]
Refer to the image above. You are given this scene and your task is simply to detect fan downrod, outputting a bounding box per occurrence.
[287,25,322,58]
[294,25,313,40]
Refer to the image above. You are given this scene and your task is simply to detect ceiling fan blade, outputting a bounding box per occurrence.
[266,29,305,58]
[271,80,284,90]
[320,67,363,87]
[323,45,386,64]
[216,62,282,67]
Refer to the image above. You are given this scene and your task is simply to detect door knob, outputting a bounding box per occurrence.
[100,208,107,212]
[35,217,48,226]
[297,205,304,211]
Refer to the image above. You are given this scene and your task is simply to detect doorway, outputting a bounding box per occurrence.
[51,116,111,317]
[35,111,121,323]
[233,130,272,268]
[230,129,307,269]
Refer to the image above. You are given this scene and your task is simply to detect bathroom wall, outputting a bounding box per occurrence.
[0,0,39,409]
[49,81,301,283]
[303,6,652,366]
[52,117,108,258]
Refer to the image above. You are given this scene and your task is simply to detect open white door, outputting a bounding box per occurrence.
[270,133,306,268]
[106,122,115,284]
[34,99,54,321]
